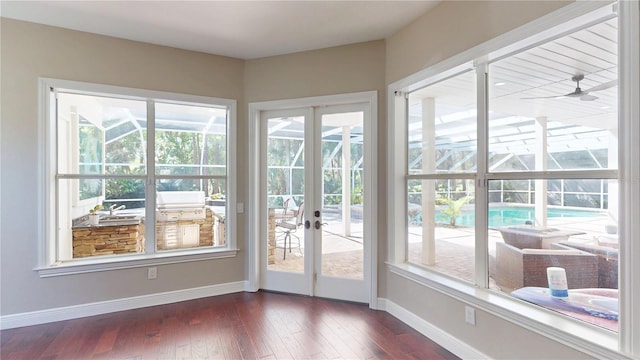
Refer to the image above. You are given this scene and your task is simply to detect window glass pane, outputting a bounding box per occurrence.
[408,71,477,174]
[105,178,146,209]
[407,178,475,283]
[488,18,618,172]
[57,93,147,175]
[59,178,146,261]
[155,102,227,176]
[489,179,619,331]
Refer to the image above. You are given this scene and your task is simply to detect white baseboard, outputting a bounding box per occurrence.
[378,297,490,360]
[0,280,248,330]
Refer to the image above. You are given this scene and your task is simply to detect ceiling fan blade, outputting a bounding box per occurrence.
[520,95,564,100]
[585,79,617,93]
[521,77,616,101]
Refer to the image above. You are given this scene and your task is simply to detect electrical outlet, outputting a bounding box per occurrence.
[465,306,476,326]
[147,267,157,280]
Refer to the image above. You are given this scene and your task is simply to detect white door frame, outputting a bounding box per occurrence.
[247,91,378,307]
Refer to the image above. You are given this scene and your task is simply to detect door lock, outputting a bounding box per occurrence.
[304,220,311,229]
[314,210,320,218]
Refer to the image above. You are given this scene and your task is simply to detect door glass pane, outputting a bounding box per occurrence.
[267,116,305,272]
[320,112,364,280]
[407,179,476,283]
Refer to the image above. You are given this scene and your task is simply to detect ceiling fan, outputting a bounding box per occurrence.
[521,74,617,101]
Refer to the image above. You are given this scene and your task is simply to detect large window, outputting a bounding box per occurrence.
[42,80,236,271]
[389,1,639,356]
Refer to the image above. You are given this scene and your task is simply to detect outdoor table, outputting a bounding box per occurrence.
[496,226,586,249]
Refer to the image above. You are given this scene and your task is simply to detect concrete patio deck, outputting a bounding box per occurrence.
[266,212,614,290]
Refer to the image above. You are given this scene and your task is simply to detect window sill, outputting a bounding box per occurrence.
[35,248,239,277]
[386,262,627,360]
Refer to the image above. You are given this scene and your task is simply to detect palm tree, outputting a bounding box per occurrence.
[441,196,472,227]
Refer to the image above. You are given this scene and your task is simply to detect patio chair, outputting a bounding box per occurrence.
[554,242,618,289]
[494,242,598,293]
[280,196,297,218]
[276,201,304,259]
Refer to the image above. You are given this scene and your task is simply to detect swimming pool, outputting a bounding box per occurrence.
[435,206,604,227]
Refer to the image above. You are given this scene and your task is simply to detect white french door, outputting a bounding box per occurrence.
[257,97,374,304]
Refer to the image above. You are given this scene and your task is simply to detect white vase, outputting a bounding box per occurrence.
[89,214,100,226]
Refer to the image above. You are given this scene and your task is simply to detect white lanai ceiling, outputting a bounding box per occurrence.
[408,13,618,171]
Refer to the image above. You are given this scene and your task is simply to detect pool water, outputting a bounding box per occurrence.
[435,206,604,227]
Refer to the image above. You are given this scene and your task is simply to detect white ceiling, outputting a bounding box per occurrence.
[0,0,439,59]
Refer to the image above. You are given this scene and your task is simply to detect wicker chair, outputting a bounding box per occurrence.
[494,242,599,293]
[554,242,618,289]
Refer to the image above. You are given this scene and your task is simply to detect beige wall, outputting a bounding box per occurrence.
[386,0,572,84]
[387,273,593,359]
[0,18,246,314]
[245,40,385,102]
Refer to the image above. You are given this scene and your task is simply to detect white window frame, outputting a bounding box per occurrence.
[36,78,238,277]
[387,1,639,358]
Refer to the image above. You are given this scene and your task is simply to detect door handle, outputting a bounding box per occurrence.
[304,220,311,229]
[314,220,328,229]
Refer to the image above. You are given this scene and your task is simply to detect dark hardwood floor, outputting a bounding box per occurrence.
[1,291,460,359]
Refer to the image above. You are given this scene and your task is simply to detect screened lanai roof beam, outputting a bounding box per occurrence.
[322,127,348,138]
[449,151,476,172]
[409,154,422,170]
[104,110,140,144]
[106,128,138,144]
[324,142,343,168]
[587,149,604,168]
[104,118,130,131]
[435,150,454,168]
[515,154,530,171]
[292,141,304,167]
[268,120,291,135]
[199,115,217,175]
[548,153,562,169]
[353,156,364,169]
[489,153,515,171]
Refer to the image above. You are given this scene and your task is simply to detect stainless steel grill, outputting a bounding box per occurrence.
[156,191,206,249]
[156,191,206,222]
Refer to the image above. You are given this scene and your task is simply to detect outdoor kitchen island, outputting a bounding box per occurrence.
[71,215,145,258]
[71,191,225,258]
